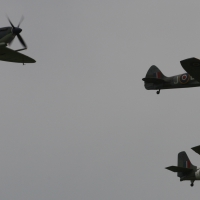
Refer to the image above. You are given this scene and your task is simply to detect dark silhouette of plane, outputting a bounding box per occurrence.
[142,58,200,94]
[0,16,35,64]
[166,145,200,187]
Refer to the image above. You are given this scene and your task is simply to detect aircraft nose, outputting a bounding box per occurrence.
[13,27,22,34]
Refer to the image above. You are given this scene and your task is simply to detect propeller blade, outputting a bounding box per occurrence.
[6,15,28,48]
[6,16,15,28]
[18,15,24,27]
[17,34,27,48]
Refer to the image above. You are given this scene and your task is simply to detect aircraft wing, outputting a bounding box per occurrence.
[191,145,200,155]
[180,58,200,82]
[0,47,35,63]
[166,166,193,173]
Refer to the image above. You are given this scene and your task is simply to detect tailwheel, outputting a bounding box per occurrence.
[190,181,194,187]
[156,89,160,95]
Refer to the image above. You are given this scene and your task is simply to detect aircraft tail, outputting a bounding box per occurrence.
[166,151,196,177]
[142,65,167,90]
[177,151,196,177]
[145,65,166,79]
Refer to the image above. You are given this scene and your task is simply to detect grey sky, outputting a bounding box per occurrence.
[0,0,200,199]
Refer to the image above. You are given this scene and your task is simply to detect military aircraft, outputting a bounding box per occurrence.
[166,145,200,187]
[142,58,200,94]
[0,16,35,64]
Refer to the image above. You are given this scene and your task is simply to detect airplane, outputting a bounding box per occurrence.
[166,145,200,187]
[0,16,35,64]
[142,57,200,94]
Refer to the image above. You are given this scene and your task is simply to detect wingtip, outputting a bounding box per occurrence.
[191,145,200,150]
[165,166,172,169]
[191,145,200,155]
[29,58,36,63]
[180,57,198,63]
[165,166,174,172]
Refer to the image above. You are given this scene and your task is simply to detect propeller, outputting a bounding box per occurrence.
[7,16,27,49]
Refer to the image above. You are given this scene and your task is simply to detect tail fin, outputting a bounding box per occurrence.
[142,65,167,90]
[177,151,196,177]
[145,65,166,79]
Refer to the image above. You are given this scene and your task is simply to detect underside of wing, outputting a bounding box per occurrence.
[180,58,200,82]
[0,47,35,63]
[191,145,200,155]
[166,166,193,173]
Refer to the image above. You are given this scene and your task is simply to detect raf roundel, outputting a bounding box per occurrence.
[179,73,190,84]
[192,62,200,67]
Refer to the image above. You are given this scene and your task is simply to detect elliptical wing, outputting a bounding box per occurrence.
[0,47,35,63]
[180,58,200,82]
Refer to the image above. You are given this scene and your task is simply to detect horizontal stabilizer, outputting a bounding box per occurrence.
[191,145,200,155]
[166,166,193,173]
[142,77,166,84]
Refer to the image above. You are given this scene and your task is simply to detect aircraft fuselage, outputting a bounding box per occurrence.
[145,73,200,90]
[0,27,16,44]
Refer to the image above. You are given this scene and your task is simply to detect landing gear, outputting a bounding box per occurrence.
[190,181,194,187]
[156,89,160,95]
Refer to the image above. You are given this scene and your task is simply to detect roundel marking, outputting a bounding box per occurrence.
[179,73,190,84]
[192,62,200,67]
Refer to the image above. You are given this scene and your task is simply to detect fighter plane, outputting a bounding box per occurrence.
[142,57,200,94]
[0,16,35,64]
[166,145,200,187]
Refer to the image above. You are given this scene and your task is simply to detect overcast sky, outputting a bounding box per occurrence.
[1,0,200,199]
